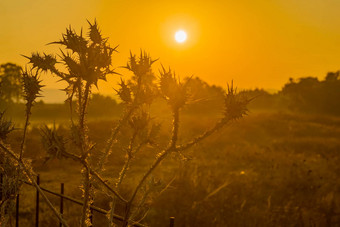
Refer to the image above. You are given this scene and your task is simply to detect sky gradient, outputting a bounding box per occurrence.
[1,0,340,102]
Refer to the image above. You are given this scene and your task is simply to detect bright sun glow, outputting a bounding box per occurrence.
[175,30,187,43]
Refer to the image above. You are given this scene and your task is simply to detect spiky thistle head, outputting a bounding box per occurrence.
[0,111,15,141]
[40,124,67,160]
[22,67,44,110]
[224,81,250,120]
[115,78,132,103]
[129,109,150,132]
[51,25,88,54]
[47,20,118,87]
[87,19,103,44]
[122,51,159,105]
[159,66,189,110]
[125,51,157,83]
[23,52,57,73]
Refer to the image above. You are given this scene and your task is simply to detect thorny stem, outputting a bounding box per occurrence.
[17,102,33,212]
[122,112,231,226]
[0,142,69,227]
[88,164,127,203]
[78,81,92,227]
[81,166,91,227]
[77,79,83,124]
[19,103,32,160]
[80,82,90,133]
[109,131,138,226]
[99,106,136,170]
[62,151,127,203]
[170,109,180,149]
[131,175,176,222]
[176,117,229,152]
[117,131,138,186]
[122,108,180,226]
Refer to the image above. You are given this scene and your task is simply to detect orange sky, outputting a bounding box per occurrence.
[1,0,340,102]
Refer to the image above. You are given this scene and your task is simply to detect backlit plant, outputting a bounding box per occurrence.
[0,20,249,227]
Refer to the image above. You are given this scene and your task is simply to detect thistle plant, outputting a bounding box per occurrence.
[1,20,250,227]
[0,67,69,226]
[24,20,120,226]
[20,68,43,159]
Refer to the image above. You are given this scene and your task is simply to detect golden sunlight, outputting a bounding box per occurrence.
[174,30,187,43]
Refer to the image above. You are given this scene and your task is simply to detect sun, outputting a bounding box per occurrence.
[175,30,187,43]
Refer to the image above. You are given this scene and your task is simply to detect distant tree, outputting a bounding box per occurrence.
[183,77,225,113]
[88,93,122,117]
[325,71,340,81]
[239,89,277,109]
[281,74,340,115]
[0,63,22,104]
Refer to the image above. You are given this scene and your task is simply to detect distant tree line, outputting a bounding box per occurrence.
[185,73,340,116]
[280,72,340,115]
[1,62,340,116]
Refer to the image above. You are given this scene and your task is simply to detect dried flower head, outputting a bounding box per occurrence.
[0,112,14,140]
[40,124,67,160]
[224,81,250,120]
[24,20,118,92]
[23,52,58,73]
[87,19,103,44]
[125,51,157,81]
[22,67,44,110]
[129,110,150,132]
[124,51,158,105]
[116,79,132,103]
[159,66,189,110]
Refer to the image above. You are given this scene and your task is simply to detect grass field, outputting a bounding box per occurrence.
[4,109,340,226]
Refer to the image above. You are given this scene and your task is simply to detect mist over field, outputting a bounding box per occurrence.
[1,1,340,226]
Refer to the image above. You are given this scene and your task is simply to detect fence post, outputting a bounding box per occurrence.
[35,175,40,227]
[60,183,64,227]
[16,193,19,227]
[169,217,175,227]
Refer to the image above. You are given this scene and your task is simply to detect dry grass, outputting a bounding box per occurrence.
[3,110,340,226]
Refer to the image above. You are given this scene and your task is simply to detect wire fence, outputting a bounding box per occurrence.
[0,174,175,227]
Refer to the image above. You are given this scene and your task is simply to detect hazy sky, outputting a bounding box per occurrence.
[1,0,340,101]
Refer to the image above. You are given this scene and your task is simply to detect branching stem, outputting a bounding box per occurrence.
[0,142,69,227]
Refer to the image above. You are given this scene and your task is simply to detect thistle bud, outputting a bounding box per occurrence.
[116,79,132,103]
[40,124,66,160]
[159,67,188,110]
[224,82,250,120]
[129,110,150,132]
[22,68,44,113]
[0,112,14,140]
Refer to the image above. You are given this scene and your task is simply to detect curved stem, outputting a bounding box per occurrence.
[78,81,91,226]
[19,104,31,160]
[109,131,137,226]
[80,82,90,133]
[99,105,136,169]
[122,108,180,226]
[80,166,91,227]
[176,117,229,152]
[0,142,69,227]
